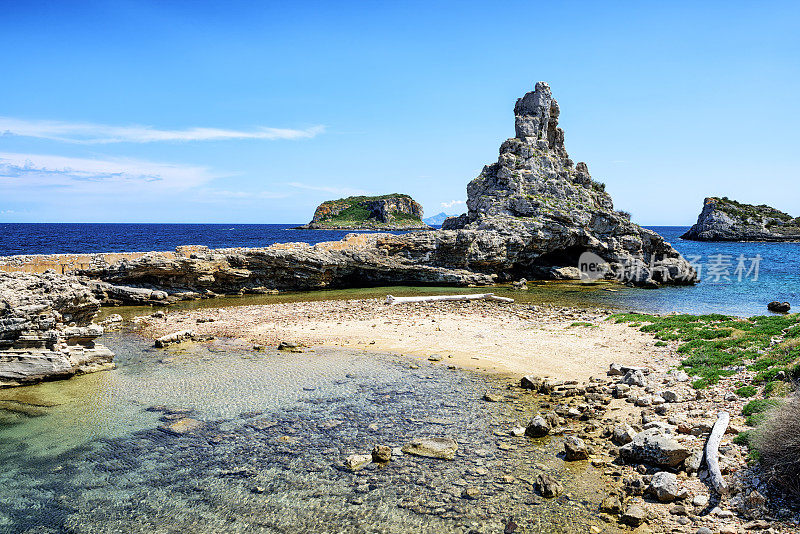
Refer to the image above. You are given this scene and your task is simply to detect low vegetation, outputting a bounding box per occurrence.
[610,312,800,389]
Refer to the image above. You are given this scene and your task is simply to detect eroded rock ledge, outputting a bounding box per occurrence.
[682,197,800,242]
[0,272,114,387]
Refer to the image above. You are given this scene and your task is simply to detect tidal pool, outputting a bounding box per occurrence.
[0,327,620,533]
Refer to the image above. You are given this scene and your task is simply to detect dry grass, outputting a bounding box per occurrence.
[752,392,800,499]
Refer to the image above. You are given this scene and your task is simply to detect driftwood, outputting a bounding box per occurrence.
[705,411,730,494]
[385,293,514,305]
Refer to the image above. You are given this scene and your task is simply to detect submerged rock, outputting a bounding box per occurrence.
[525,415,551,438]
[344,453,372,471]
[535,473,563,498]
[158,417,204,436]
[401,437,458,460]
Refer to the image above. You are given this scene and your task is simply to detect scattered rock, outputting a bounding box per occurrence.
[648,471,680,503]
[525,415,551,438]
[401,437,457,460]
[622,369,647,387]
[344,454,372,471]
[461,486,481,499]
[599,494,622,514]
[158,418,204,436]
[621,504,646,527]
[535,473,563,498]
[563,436,588,461]
[371,445,392,463]
[277,341,303,352]
[483,391,503,402]
[619,429,690,467]
[612,423,636,445]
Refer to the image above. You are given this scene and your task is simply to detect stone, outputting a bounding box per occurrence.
[535,473,563,498]
[696,528,713,534]
[608,363,624,376]
[612,423,636,445]
[372,445,392,463]
[428,354,442,362]
[693,494,709,507]
[344,454,372,471]
[620,504,646,527]
[600,494,622,515]
[525,415,551,438]
[622,369,647,387]
[619,429,690,467]
[401,437,457,460]
[661,390,680,403]
[482,391,502,402]
[154,330,197,348]
[277,341,303,352]
[683,196,800,242]
[685,450,704,474]
[563,436,588,460]
[648,471,681,502]
[743,520,771,530]
[461,487,481,500]
[509,426,526,437]
[158,418,204,436]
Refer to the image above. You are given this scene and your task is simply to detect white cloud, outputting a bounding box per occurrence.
[287,181,369,196]
[193,189,290,203]
[441,199,465,209]
[0,152,217,192]
[0,117,324,144]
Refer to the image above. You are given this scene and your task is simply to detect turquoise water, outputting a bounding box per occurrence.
[0,329,617,534]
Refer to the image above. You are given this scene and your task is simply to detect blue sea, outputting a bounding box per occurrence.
[0,223,797,317]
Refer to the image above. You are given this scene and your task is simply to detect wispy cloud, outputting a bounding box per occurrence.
[0,152,217,191]
[287,181,369,196]
[193,189,290,203]
[441,199,465,209]
[0,117,324,144]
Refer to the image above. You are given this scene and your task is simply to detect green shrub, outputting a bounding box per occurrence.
[752,393,800,498]
[735,385,758,398]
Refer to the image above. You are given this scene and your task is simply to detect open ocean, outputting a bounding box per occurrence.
[0,223,797,317]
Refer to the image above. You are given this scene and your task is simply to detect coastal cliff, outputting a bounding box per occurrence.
[300,194,430,230]
[0,272,114,387]
[682,197,800,242]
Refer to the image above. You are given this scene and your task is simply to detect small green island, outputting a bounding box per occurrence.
[298,193,431,230]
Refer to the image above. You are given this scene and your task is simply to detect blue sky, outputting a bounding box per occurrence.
[1,1,797,224]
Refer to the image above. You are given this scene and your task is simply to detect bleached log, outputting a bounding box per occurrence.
[705,411,730,494]
[385,293,514,305]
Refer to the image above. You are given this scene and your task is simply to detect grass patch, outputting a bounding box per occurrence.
[735,385,758,398]
[610,312,800,388]
[654,340,667,347]
[569,322,597,328]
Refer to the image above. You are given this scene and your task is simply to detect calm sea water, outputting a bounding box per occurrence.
[0,223,797,316]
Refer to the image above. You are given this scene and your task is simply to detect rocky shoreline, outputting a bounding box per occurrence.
[131,298,799,532]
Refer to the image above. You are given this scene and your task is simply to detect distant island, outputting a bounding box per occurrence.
[422,212,460,226]
[298,194,431,230]
[682,197,800,241]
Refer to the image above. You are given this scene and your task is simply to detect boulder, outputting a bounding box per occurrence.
[619,429,690,468]
[612,423,637,445]
[401,437,457,460]
[768,301,791,313]
[621,504,646,527]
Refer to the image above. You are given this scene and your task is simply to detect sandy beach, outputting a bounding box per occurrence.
[140,298,679,381]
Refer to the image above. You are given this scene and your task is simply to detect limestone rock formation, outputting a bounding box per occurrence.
[443,81,696,286]
[682,197,800,241]
[0,271,114,387]
[301,194,430,230]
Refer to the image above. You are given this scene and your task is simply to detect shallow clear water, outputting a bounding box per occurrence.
[0,329,617,534]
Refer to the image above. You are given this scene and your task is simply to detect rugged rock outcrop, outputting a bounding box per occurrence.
[442,81,697,286]
[300,194,430,230]
[0,272,114,387]
[76,235,496,302]
[682,197,800,242]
